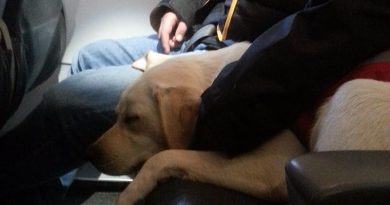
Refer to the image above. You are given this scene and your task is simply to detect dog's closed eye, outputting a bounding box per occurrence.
[122,115,140,125]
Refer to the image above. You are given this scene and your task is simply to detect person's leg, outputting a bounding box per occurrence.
[0,66,141,196]
[70,35,164,75]
[0,35,166,197]
[69,35,208,75]
[0,34,211,197]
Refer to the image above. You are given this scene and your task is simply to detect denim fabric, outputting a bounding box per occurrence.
[70,35,206,75]
[70,35,165,75]
[0,65,141,196]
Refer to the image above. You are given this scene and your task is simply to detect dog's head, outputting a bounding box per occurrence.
[87,43,251,175]
[87,54,201,175]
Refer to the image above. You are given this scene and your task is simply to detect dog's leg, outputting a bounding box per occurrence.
[310,79,390,151]
[116,130,306,205]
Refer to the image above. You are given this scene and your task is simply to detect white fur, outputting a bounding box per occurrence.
[311,79,390,151]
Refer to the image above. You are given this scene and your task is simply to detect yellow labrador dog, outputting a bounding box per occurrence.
[87,42,306,204]
[87,42,390,205]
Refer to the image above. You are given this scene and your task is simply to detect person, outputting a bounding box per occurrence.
[1,0,390,202]
[190,0,390,155]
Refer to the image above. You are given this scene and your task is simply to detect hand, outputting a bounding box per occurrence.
[158,12,187,53]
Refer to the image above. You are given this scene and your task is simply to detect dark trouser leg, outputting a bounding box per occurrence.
[0,66,141,196]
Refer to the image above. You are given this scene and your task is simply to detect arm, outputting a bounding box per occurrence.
[191,0,390,155]
[149,0,214,33]
[150,0,218,53]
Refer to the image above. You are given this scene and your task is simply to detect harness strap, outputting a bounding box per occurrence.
[183,24,216,52]
[217,0,238,41]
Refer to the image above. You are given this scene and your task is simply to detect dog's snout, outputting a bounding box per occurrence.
[85,143,101,161]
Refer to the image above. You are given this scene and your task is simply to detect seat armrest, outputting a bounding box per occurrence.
[285,151,390,205]
[144,178,280,205]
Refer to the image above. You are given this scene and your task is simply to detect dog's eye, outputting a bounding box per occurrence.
[122,115,140,124]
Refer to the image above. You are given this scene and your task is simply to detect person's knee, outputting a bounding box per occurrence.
[72,40,117,73]
[70,43,98,74]
[40,73,121,142]
[71,36,162,75]
[43,67,139,116]
[43,77,114,113]
[41,82,92,117]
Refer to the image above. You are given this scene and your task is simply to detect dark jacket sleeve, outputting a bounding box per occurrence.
[228,0,307,41]
[149,0,212,32]
[191,0,390,155]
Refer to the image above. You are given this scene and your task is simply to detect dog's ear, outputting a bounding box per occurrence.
[154,86,201,149]
[132,51,172,72]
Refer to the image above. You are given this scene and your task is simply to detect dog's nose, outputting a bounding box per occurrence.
[85,144,98,160]
[85,143,105,165]
[86,148,117,175]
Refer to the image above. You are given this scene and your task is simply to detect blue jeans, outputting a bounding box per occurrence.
[0,36,186,197]
[0,35,205,197]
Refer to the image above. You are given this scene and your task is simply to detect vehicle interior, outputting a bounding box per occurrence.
[1,0,389,204]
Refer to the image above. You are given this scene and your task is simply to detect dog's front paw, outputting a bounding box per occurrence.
[116,188,143,205]
[116,154,168,205]
[116,173,156,205]
[115,150,186,205]
[116,192,133,205]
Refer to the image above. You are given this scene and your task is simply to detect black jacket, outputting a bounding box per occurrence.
[152,0,390,155]
[150,0,306,41]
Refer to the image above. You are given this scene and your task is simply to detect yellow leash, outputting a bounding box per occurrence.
[217,0,238,41]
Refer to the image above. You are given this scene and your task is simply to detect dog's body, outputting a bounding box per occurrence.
[87,43,390,205]
[310,50,390,151]
[310,79,390,151]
